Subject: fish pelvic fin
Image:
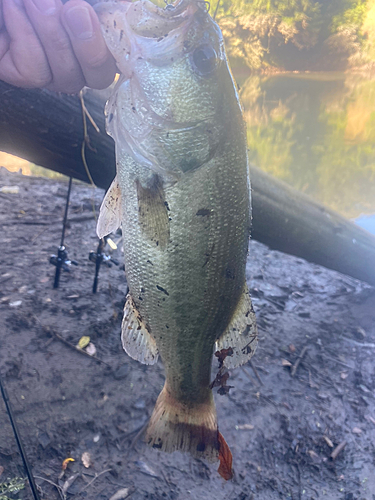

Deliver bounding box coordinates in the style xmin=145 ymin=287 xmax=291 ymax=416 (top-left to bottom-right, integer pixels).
xmin=97 ymin=176 xmax=122 ymax=239
xmin=146 ymin=384 xmax=221 ymax=464
xmin=215 ymin=283 xmax=258 ymax=369
xmin=122 ymin=294 xmax=159 ymax=365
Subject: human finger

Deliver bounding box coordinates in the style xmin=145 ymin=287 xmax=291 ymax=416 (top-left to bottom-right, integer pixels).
xmin=0 ymin=0 xmax=51 ymax=87
xmin=61 ymin=0 xmax=116 ymax=90
xmin=0 ymin=0 xmax=4 ymax=30
xmin=22 ymin=0 xmax=85 ymax=92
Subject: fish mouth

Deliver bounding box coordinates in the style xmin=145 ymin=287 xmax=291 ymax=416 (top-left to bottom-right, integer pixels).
xmin=95 ymin=0 xmax=210 ymax=73
xmin=95 ymin=0 xmax=202 ymax=41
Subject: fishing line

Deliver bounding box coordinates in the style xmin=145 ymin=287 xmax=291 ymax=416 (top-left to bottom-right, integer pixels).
xmin=0 ymin=372 xmax=41 ymax=500
xmin=213 ymin=0 xmax=221 ymax=19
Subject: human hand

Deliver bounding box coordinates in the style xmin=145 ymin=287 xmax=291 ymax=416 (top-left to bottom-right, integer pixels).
xmin=0 ymin=0 xmax=117 ymax=92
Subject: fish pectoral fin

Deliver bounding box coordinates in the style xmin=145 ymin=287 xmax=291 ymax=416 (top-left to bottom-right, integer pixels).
xmin=136 ymin=175 xmax=170 ymax=250
xmin=215 ymin=283 xmax=258 ymax=369
xmin=121 ymin=294 xmax=159 ymax=365
xmin=96 ymin=176 xmax=122 ymax=239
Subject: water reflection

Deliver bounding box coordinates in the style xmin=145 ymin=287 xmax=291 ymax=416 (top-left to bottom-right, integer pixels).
xmin=238 ymin=72 xmax=375 ymax=228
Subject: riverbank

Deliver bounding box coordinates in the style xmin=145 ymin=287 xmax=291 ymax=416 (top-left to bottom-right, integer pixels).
xmin=1 ymin=169 xmax=375 ymax=499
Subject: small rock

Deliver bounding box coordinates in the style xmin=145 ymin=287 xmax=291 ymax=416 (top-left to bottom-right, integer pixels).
xmin=133 ymin=398 xmax=146 ymax=410
xmin=352 ymin=427 xmax=362 ymax=434
xmin=37 ymin=431 xmax=51 ymax=449
xmin=9 ymin=300 xmax=22 ymax=308
xmin=113 ymin=364 xmax=129 ymax=380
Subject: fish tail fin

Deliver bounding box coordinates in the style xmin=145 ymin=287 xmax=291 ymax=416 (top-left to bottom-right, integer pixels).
xmin=146 ymin=384 xmax=220 ymax=463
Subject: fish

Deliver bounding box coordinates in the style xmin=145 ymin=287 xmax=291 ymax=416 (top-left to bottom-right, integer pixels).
xmin=95 ymin=0 xmax=258 ymax=479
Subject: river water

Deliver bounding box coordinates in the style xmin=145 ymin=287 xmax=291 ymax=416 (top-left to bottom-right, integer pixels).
xmin=236 ymin=71 xmax=375 ymax=234
xmin=1 ymin=71 xmax=375 ymax=233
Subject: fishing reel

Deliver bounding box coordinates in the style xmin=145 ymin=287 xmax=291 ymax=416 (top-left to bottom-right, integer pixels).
xmin=50 ymin=246 xmax=78 ymax=288
xmin=89 ymin=237 xmax=119 ymax=293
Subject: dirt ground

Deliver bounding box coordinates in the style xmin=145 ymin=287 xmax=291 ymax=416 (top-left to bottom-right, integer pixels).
xmin=1 ymin=167 xmax=375 ymax=500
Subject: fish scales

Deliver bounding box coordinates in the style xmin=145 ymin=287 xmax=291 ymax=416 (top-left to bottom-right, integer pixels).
xmin=96 ymin=0 xmax=258 ymax=477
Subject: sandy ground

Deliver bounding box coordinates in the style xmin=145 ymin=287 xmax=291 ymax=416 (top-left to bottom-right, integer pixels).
xmin=1 ymin=168 xmax=375 ymax=500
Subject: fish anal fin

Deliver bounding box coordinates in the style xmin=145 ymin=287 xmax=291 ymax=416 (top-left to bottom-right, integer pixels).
xmin=122 ymin=294 xmax=159 ymax=365
xmin=97 ymin=176 xmax=122 ymax=239
xmin=136 ymin=175 xmax=170 ymax=250
xmin=215 ymin=283 xmax=258 ymax=369
xmin=146 ymin=384 xmax=219 ymax=463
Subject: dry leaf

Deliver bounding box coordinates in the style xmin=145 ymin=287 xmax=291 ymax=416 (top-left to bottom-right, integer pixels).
xmin=352 ymin=427 xmax=362 ymax=434
xmin=340 ymin=372 xmax=348 ymax=380
xmin=282 ymin=359 xmax=292 ymax=367
xmin=107 ymin=238 xmax=117 ymax=250
xmin=62 ymin=458 xmax=75 ymax=470
xmin=109 ymin=489 xmax=130 ymax=500
xmin=308 ymin=450 xmax=321 ymax=462
xmin=0 ymin=465 xmax=4 ymax=477
xmin=78 ymin=336 xmax=90 ymax=349
xmin=289 ymin=344 xmax=296 ymax=353
xmin=85 ymin=343 xmax=97 ymax=356
xmin=323 ymin=436 xmax=334 ymax=448
xmin=81 ymin=452 xmax=92 ymax=468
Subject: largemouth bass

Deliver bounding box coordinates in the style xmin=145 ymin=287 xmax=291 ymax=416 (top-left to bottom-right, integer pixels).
xmin=95 ymin=0 xmax=258 ymax=478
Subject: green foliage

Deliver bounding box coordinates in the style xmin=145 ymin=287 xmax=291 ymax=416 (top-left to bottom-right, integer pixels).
xmin=0 ymin=477 xmax=25 ymax=500
xmin=331 ymin=0 xmax=368 ymax=32
xmin=214 ymin=0 xmax=375 ymax=70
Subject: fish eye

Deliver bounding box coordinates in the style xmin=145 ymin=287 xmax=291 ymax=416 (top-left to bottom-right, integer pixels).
xmin=191 ymin=45 xmax=217 ymax=75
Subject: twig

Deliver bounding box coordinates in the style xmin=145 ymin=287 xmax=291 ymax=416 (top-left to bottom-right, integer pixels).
xmin=291 ymin=346 xmax=309 ymax=377
xmin=127 ymin=422 xmax=148 ymax=455
xmin=330 ymin=440 xmax=347 ymax=461
xmin=52 ymin=331 xmax=112 ymax=368
xmin=34 ymin=475 xmax=65 ymax=500
xmin=320 ymin=353 xmax=353 ymax=369
xmin=75 ymin=468 xmax=112 ymax=496
xmin=342 ymin=338 xmax=375 ymax=348
xmin=249 ymin=360 xmax=263 ymax=385
xmin=241 ymin=366 xmax=258 ymax=385
xmin=33 ymin=315 xmax=111 ymax=368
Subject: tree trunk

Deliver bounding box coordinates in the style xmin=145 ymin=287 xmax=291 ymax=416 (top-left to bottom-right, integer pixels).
xmin=1 ymin=81 xmax=375 ymax=286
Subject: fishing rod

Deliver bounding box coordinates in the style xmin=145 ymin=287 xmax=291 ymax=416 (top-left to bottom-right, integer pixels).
xmin=0 ymin=372 xmax=41 ymax=500
xmin=50 ymin=176 xmax=78 ymax=288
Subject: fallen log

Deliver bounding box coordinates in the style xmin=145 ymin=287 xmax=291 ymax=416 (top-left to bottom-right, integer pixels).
xmin=1 ymin=81 xmax=375 ymax=286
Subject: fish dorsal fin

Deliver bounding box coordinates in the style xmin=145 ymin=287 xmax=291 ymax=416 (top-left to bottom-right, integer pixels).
xmin=97 ymin=176 xmax=122 ymax=239
xmin=215 ymin=283 xmax=258 ymax=369
xmin=122 ymin=294 xmax=159 ymax=365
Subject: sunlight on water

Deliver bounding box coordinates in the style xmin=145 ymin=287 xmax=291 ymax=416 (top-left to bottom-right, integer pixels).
xmin=237 ymin=72 xmax=375 ymax=232
xmin=0 ymin=151 xmax=66 ymax=180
